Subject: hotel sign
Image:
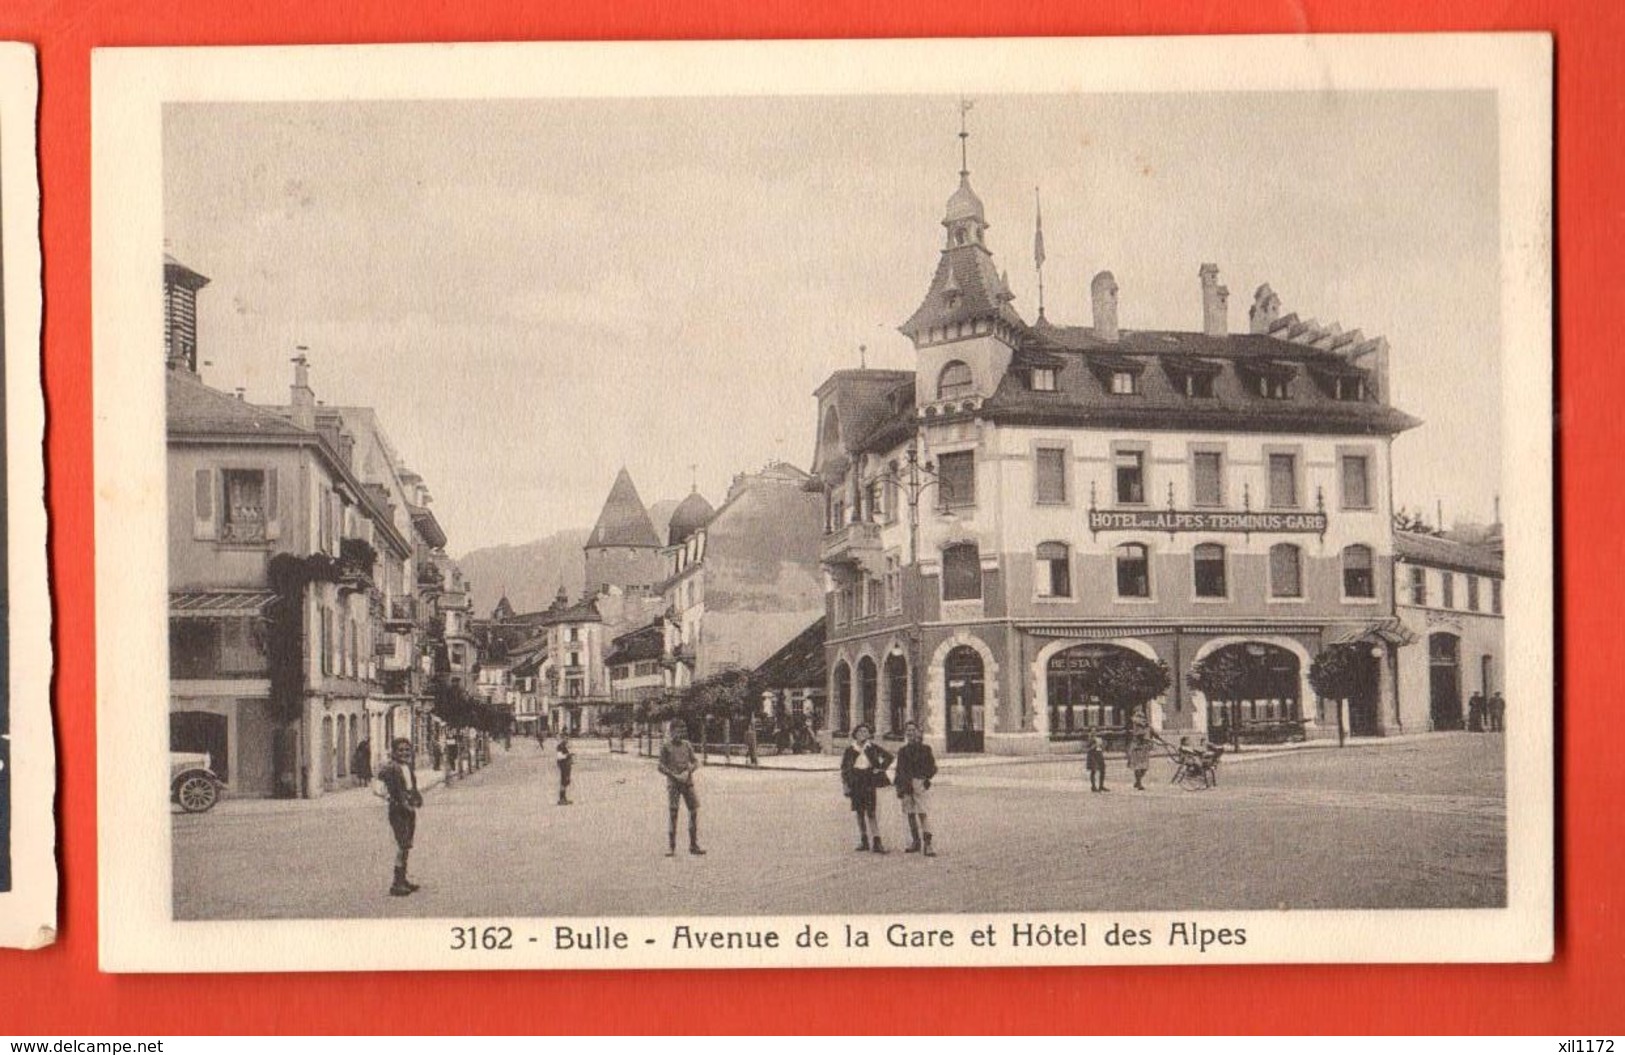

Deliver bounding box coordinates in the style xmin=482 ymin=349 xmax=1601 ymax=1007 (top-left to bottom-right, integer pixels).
xmin=1088 ymin=509 xmax=1327 ymax=535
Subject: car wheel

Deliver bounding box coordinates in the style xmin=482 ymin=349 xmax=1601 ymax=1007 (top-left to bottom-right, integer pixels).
xmin=177 ymin=774 xmax=220 ymax=813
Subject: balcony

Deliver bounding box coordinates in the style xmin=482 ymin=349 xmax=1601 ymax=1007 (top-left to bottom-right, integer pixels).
xmin=338 ymin=537 xmax=376 ymax=593
xmin=376 ymin=667 xmax=420 ymax=697
xmin=820 ymin=519 xmax=885 ymax=576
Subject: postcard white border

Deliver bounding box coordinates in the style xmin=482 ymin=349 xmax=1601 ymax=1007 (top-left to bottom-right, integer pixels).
xmin=0 ymin=41 xmax=56 ymax=950
xmin=93 ymin=34 xmax=1553 ymax=972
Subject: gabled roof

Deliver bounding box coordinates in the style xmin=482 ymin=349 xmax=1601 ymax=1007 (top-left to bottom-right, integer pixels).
xmin=587 ymin=468 xmax=661 ymax=550
xmin=1395 ymin=530 xmax=1504 ymax=577
xmin=605 ymin=620 xmax=664 ymax=666
xmin=538 ymin=597 xmax=602 ymax=626
xmin=754 ymin=616 xmax=826 ymax=690
xmin=167 ymin=370 xmax=311 ymax=439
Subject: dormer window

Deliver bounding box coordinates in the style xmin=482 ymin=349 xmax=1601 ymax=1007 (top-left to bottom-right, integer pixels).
xmin=1184 ymin=373 xmax=1215 ymax=398
xmin=1256 ymin=375 xmax=1290 ymax=400
xmin=1031 ymin=368 xmax=1057 ymax=392
xmin=1110 ymin=371 xmax=1139 ymax=396
xmin=938 ymin=360 xmax=974 ymax=400
xmin=1334 ymin=376 xmax=1366 ymax=401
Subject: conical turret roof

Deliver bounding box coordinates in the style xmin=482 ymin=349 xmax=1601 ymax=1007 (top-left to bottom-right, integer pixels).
xmin=587 ymin=467 xmax=661 ymax=549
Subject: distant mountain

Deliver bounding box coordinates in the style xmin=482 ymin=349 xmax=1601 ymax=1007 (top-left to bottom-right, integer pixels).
xmin=457 ymin=499 xmax=681 ymax=618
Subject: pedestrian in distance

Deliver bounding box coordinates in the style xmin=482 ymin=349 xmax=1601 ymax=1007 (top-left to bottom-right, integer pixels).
xmin=840 ymin=723 xmax=894 ymax=853
xmin=744 ymin=719 xmax=759 ymax=767
xmin=894 ymin=720 xmax=937 ymax=856
xmin=1085 ymin=734 xmax=1109 ymax=792
xmin=352 ymin=737 xmax=372 ymax=786
xmin=1489 ymin=691 xmax=1506 ymax=732
xmin=1127 ymin=734 xmax=1151 ymax=791
xmin=658 ymin=720 xmax=705 ymax=857
xmin=556 ymin=734 xmax=574 ymax=805
xmin=371 ymin=738 xmax=423 ymax=897
xmin=1467 ymin=691 xmax=1486 ymax=733
xmin=443 ymin=732 xmax=459 ymax=782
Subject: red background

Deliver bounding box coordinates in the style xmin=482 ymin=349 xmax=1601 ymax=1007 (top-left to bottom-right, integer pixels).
xmin=0 ymin=0 xmax=1617 ymax=1035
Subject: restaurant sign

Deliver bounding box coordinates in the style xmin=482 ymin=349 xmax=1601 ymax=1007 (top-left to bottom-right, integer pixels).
xmin=1088 ymin=509 xmax=1327 ymax=535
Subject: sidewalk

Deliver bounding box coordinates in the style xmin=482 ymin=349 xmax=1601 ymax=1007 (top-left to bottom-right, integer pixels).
xmin=201 ymin=757 xmax=469 ymax=816
xmin=606 ymin=729 xmax=1458 ymax=774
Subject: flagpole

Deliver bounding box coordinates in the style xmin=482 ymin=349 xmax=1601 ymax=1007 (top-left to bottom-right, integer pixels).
xmin=1034 ymin=186 xmax=1047 ymax=320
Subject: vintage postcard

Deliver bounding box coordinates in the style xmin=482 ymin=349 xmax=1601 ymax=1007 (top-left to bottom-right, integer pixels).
xmin=94 ymin=35 xmax=1552 ymax=972
xmin=0 ymin=42 xmax=56 ymax=950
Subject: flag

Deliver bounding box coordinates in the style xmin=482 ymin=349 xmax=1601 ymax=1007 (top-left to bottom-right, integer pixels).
xmin=1034 ymin=187 xmax=1047 ymax=270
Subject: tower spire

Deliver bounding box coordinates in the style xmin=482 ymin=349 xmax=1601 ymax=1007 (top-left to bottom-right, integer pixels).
xmin=958 ymin=96 xmax=974 ymax=177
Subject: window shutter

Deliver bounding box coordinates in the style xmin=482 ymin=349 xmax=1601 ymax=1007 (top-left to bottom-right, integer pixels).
xmin=193 ymin=468 xmax=217 ymax=539
xmin=264 ymin=468 xmax=282 ymax=541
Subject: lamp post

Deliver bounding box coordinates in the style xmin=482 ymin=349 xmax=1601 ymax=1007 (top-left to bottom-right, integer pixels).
xmin=886 ymin=445 xmax=942 ymax=567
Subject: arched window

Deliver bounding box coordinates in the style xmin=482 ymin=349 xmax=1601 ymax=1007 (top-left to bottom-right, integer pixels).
xmin=1342 ymin=544 xmax=1375 ymax=598
xmin=1193 ymin=543 xmax=1227 ymax=598
xmin=942 ymin=542 xmax=982 ymax=601
xmin=938 ymin=360 xmax=974 ymax=400
xmin=1115 ymin=543 xmax=1150 ymax=598
xmin=1269 ymin=543 xmax=1303 ymax=599
xmin=857 ymin=657 xmax=879 ymax=731
xmin=832 ymin=662 xmax=852 ymax=735
xmin=1036 ymin=541 xmax=1071 ymax=598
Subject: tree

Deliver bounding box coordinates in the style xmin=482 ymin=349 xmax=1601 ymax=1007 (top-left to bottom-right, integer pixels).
xmin=1186 ymin=648 xmax=1253 ymax=749
xmin=1092 ymin=650 xmax=1171 ymax=727
xmin=1308 ymin=645 xmax=1364 ymax=747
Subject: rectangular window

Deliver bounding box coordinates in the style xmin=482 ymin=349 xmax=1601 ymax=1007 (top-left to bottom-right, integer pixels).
xmin=866 ymin=478 xmax=885 ymax=523
xmin=885 ymin=555 xmax=903 ymax=613
xmin=1115 ymin=544 xmax=1151 ymax=599
xmin=1257 ymin=375 xmax=1290 ymax=400
xmin=1267 ymin=453 xmax=1299 ymax=508
xmin=1031 ymin=368 xmax=1056 ymax=392
xmin=1036 ymin=542 xmax=1071 ymax=598
xmin=1492 ymin=578 xmax=1502 ymax=614
xmin=1269 ymin=545 xmax=1303 ymax=599
xmin=1410 ymin=566 xmax=1428 ymax=606
xmin=938 ymin=450 xmax=976 ymax=509
xmin=1192 ymin=451 xmax=1223 ymax=507
xmin=863 ymin=576 xmax=881 ymax=618
xmin=1467 ymin=574 xmax=1481 ymax=611
xmin=1035 ymin=447 xmax=1067 ymax=504
xmin=1341 ymin=454 xmax=1372 ymax=509
xmin=1193 ymin=544 xmax=1227 ymax=598
xmin=1110 ymin=371 xmax=1139 ymax=395
xmin=883 ymin=475 xmax=900 ymax=525
xmin=319 ymin=607 xmax=332 ymax=676
xmin=1441 ymin=572 xmax=1455 ymax=609
xmin=942 ymin=544 xmax=982 ymax=602
xmin=1114 ymin=449 xmax=1146 ymax=505
xmin=221 ymin=469 xmax=268 ymax=542
xmin=1342 ymin=546 xmax=1375 ymax=599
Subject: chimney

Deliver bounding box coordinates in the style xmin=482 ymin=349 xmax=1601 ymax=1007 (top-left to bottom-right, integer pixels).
xmin=290 ymin=350 xmax=316 ymax=431
xmin=1200 ymin=264 xmax=1229 ymax=337
xmin=1249 ymin=284 xmax=1281 ymax=334
xmin=1090 ymin=271 xmax=1119 ymax=343
xmin=234 ymin=387 xmax=246 ymax=401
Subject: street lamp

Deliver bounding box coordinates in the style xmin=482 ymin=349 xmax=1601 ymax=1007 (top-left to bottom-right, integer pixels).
xmin=877 ymin=446 xmax=943 ymax=567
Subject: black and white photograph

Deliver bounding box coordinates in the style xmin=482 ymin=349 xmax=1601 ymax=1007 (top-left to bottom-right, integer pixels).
xmin=94 ymin=36 xmax=1553 ymax=971
xmin=0 ymin=41 xmax=55 ymax=951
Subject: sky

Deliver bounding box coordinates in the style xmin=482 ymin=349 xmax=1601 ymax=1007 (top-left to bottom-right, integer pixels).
xmin=163 ymin=91 xmax=1502 ymax=555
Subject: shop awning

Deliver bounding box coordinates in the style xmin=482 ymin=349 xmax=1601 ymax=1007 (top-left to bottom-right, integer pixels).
xmin=1326 ymin=617 xmax=1418 ymax=648
xmin=169 ymin=590 xmax=279 ymax=618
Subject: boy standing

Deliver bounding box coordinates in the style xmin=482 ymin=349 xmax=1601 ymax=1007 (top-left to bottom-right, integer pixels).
xmin=840 ymin=724 xmax=894 ymax=853
xmin=371 ymin=738 xmax=423 ymax=897
xmin=555 ymin=734 xmax=574 ymax=805
xmin=1085 ymin=735 xmax=1109 ymax=792
xmin=658 ymin=720 xmax=705 ymax=856
xmin=894 ymin=721 xmax=938 ymax=856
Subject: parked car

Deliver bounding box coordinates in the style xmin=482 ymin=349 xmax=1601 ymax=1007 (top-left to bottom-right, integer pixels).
xmin=170 ymin=751 xmax=223 ymax=813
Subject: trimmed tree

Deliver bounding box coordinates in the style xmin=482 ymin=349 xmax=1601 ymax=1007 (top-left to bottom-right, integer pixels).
xmin=1308 ymin=645 xmax=1364 ymax=746
xmin=1186 ymin=647 xmax=1252 ymax=749
xmin=1093 ymin=650 xmax=1172 ymax=733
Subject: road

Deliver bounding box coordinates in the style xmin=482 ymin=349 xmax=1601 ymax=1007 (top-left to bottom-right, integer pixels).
xmin=173 ymin=733 xmax=1505 ymax=920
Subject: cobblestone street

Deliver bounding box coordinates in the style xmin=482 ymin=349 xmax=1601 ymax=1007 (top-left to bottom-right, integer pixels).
xmin=173 ymin=733 xmax=1505 ymax=920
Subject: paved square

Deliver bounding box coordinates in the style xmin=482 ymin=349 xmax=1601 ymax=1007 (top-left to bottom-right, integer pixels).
xmin=173 ymin=734 xmax=1504 ymax=920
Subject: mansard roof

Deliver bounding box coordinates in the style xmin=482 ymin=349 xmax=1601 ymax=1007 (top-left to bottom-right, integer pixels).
xmin=1395 ymin=530 xmax=1504 ymax=577
xmin=899 ymin=241 xmax=1024 ymax=340
xmin=587 ymin=467 xmax=661 ymax=550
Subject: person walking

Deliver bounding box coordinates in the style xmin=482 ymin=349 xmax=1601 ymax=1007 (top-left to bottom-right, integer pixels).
xmin=1490 ymin=691 xmax=1506 ymax=732
xmin=555 ymin=734 xmax=574 ymax=805
xmin=1085 ymin=735 xmax=1109 ymax=792
xmin=840 ymin=724 xmax=894 ymax=853
xmin=744 ymin=719 xmax=759 ymax=768
xmin=894 ymin=721 xmax=937 ymax=856
xmin=1467 ymin=692 xmax=1486 ymax=733
xmin=371 ymin=738 xmax=423 ymax=897
xmin=352 ymin=737 xmax=372 ymax=787
xmin=658 ymin=720 xmax=705 ymax=856
xmin=443 ymin=732 xmax=459 ymax=783
xmin=1127 ymin=734 xmax=1151 ymax=791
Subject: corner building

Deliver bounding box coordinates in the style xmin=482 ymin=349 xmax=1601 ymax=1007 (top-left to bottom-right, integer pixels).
xmin=811 ymin=165 xmax=1421 ymax=754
